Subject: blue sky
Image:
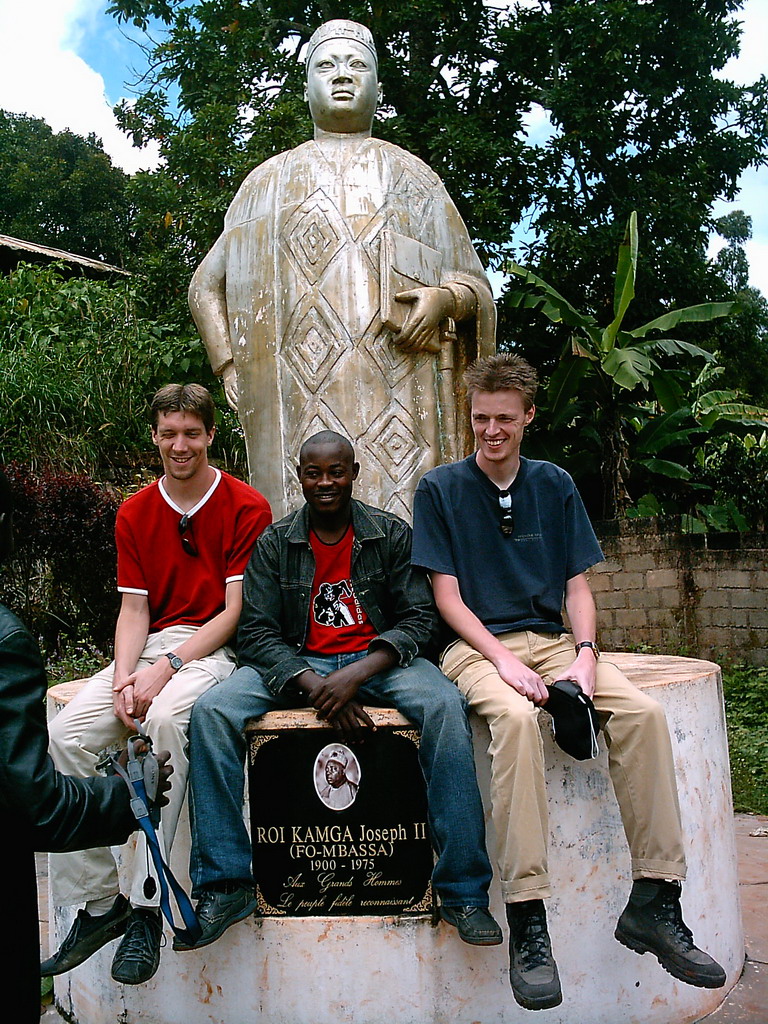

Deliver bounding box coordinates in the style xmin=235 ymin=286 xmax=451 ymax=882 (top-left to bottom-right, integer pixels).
xmin=0 ymin=0 xmax=765 ymax=295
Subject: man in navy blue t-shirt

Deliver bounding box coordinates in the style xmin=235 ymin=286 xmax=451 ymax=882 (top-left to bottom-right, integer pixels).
xmin=412 ymin=353 xmax=725 ymax=1010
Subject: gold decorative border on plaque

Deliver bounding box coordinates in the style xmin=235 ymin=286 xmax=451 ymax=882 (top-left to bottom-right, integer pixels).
xmin=256 ymin=883 xmax=286 ymax=916
xmin=249 ymin=731 xmax=279 ymax=765
xmin=393 ymin=727 xmax=421 ymax=748
xmin=408 ymin=880 xmax=434 ymax=915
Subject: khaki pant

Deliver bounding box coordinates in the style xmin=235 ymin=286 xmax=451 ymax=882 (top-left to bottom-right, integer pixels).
xmin=48 ymin=625 xmax=235 ymax=908
xmin=442 ymin=631 xmax=686 ymax=903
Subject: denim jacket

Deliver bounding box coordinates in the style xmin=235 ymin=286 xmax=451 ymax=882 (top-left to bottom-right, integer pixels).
xmin=237 ymin=499 xmax=440 ymax=695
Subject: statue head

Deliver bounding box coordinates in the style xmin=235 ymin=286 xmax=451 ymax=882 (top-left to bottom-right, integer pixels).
xmin=304 ymin=19 xmax=382 ymax=135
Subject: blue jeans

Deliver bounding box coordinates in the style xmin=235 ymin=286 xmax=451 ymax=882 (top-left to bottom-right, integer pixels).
xmin=187 ymin=654 xmax=493 ymax=906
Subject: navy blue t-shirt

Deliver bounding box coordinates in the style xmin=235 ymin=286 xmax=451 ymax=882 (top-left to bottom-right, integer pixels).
xmin=411 ymin=455 xmax=604 ymax=635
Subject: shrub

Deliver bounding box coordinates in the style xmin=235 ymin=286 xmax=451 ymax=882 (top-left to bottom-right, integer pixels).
xmin=0 ymin=260 xmax=246 ymax=479
xmin=722 ymin=665 xmax=768 ymax=815
xmin=0 ymin=462 xmax=121 ymax=653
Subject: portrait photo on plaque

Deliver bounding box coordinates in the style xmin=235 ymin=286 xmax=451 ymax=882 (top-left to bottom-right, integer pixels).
xmin=314 ymin=743 xmax=361 ymax=811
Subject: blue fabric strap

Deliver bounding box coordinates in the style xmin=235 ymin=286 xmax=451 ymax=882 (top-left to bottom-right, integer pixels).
xmin=111 ymin=744 xmax=201 ymax=945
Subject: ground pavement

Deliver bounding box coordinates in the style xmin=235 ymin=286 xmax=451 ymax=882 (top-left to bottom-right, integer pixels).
xmin=38 ymin=813 xmax=768 ymax=1023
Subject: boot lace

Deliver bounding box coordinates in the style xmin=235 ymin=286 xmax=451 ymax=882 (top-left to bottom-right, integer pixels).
xmin=516 ymin=909 xmax=552 ymax=969
xmin=655 ymin=890 xmax=695 ymax=950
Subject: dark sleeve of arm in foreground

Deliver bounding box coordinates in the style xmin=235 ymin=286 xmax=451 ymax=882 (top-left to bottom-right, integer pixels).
xmin=0 ymin=620 xmax=135 ymax=853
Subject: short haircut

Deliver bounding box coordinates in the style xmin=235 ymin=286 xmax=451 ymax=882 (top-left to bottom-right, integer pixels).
xmin=0 ymin=468 xmax=13 ymax=515
xmin=299 ymin=431 xmax=355 ymax=465
xmin=463 ymin=354 xmax=539 ymax=411
xmin=150 ymin=384 xmax=215 ymax=433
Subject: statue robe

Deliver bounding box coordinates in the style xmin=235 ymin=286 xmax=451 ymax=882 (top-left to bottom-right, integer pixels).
xmin=203 ymin=133 xmax=495 ymax=519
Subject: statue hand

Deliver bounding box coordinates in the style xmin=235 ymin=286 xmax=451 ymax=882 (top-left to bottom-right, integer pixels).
xmin=393 ymin=287 xmax=453 ymax=354
xmin=222 ymin=362 xmax=239 ymax=412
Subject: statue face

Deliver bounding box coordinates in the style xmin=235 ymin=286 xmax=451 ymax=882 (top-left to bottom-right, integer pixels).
xmin=304 ymin=38 xmax=381 ymax=133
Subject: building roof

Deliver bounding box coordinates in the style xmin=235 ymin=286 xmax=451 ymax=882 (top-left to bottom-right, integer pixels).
xmin=0 ymin=233 xmax=131 ymax=278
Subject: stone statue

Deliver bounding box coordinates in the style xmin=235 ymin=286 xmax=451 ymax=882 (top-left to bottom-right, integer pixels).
xmin=189 ymin=19 xmax=495 ymax=518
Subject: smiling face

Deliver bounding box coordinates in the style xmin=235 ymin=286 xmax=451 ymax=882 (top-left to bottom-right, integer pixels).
xmin=152 ymin=410 xmax=214 ymax=482
xmin=304 ymin=38 xmax=381 ymax=133
xmin=471 ymin=388 xmax=535 ymax=477
xmin=297 ymin=440 xmax=359 ymax=520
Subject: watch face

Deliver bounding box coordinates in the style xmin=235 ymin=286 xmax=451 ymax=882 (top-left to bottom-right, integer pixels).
xmin=167 ymin=653 xmax=183 ymax=670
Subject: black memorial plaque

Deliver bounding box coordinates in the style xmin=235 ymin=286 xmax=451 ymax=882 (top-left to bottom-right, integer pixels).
xmin=248 ymin=725 xmax=433 ymax=917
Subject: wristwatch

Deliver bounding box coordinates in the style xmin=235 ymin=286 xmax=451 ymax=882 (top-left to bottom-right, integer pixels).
xmin=165 ymin=652 xmax=184 ymax=672
xmin=575 ymin=640 xmax=600 ymax=659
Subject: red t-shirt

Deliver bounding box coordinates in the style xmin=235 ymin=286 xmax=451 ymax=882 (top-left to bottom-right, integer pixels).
xmin=116 ymin=468 xmax=272 ymax=632
xmin=304 ymin=526 xmax=377 ymax=654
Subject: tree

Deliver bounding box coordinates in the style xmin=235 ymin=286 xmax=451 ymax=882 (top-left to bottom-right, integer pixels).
xmin=508 ymin=212 xmax=768 ymax=519
xmin=107 ymin=2 xmax=767 ymax=310
xmin=0 ymin=111 xmax=130 ymax=265
xmin=709 ymin=211 xmax=768 ymax=405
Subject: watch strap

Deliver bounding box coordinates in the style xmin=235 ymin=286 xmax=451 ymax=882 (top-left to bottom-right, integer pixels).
xmin=575 ymin=640 xmax=600 ymax=659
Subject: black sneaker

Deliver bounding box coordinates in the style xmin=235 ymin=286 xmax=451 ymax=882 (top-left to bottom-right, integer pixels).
xmin=615 ymin=879 xmax=726 ymax=989
xmin=173 ymin=886 xmax=256 ymax=951
xmin=506 ymin=900 xmax=563 ymax=1010
xmin=111 ymin=908 xmax=163 ymax=985
xmin=41 ymin=894 xmax=131 ymax=977
xmin=439 ymin=905 xmax=503 ymax=945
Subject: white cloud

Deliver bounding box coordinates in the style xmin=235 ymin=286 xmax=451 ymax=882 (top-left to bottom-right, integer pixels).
xmin=0 ymin=0 xmax=159 ymax=173
xmin=720 ymin=0 xmax=768 ymax=85
xmin=745 ymin=239 xmax=768 ymax=297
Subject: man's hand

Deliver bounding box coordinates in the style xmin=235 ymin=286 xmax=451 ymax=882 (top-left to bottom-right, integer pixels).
xmin=326 ymin=700 xmax=377 ymax=743
xmin=296 ymin=668 xmax=376 ymax=741
xmin=112 ymin=660 xmax=174 ymax=726
xmin=394 ymin=286 xmax=453 ymax=353
xmin=222 ymin=362 xmax=239 ymax=412
xmin=493 ymin=648 xmax=549 ymax=705
xmin=556 ymin=648 xmax=597 ymax=700
xmin=115 ymin=743 xmax=174 ymax=808
xmin=299 ymin=665 xmax=363 ymax=720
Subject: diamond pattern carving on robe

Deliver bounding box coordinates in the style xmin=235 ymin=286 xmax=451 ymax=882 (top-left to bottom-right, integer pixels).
xmin=281 ymin=299 xmax=350 ymax=394
xmin=388 ymin=163 xmax=434 ymax=227
xmin=279 ymin=190 xmax=348 ymax=285
xmin=361 ymin=322 xmax=413 ymax=389
xmin=360 ymin=406 xmax=428 ymax=484
xmin=383 ymin=490 xmax=414 ymax=524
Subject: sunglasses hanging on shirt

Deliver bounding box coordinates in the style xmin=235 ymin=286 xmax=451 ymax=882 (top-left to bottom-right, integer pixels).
xmin=498 ymin=489 xmax=514 ymax=537
xmin=178 ymin=513 xmax=198 ymax=557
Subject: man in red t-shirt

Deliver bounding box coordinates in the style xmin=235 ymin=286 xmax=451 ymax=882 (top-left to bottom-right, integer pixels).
xmin=42 ymin=384 xmax=271 ymax=986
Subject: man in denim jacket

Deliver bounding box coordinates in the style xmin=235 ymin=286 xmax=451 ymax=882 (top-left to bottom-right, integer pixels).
xmin=176 ymin=430 xmax=499 ymax=951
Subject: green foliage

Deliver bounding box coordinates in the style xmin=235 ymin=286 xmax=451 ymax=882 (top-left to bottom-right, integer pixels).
xmin=0 ymin=463 xmax=122 ymax=653
xmin=691 ymin=431 xmax=768 ymax=531
xmin=45 ymin=637 xmax=111 ymax=688
xmin=499 ymin=0 xmax=768 ymax=324
xmin=100 ymin=1 xmax=768 ymax=460
xmin=0 ymin=261 xmax=246 ymax=476
xmin=0 ymin=110 xmax=130 ymax=265
xmin=709 ymin=213 xmax=768 ymax=406
xmin=723 ymin=666 xmax=768 ymax=815
xmin=507 ymin=212 xmax=767 ymax=518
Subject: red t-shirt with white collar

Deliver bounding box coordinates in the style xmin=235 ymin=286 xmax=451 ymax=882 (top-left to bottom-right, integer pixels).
xmin=304 ymin=525 xmax=377 ymax=654
xmin=116 ymin=468 xmax=271 ymax=632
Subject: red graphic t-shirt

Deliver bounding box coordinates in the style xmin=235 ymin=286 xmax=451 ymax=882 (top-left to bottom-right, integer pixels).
xmin=304 ymin=526 xmax=377 ymax=655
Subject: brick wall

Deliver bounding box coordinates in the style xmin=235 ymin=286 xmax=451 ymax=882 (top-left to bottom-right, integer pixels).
xmin=589 ymin=519 xmax=768 ymax=667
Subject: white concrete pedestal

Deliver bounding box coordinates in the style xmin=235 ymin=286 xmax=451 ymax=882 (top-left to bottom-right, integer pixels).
xmin=47 ymin=654 xmax=744 ymax=1024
